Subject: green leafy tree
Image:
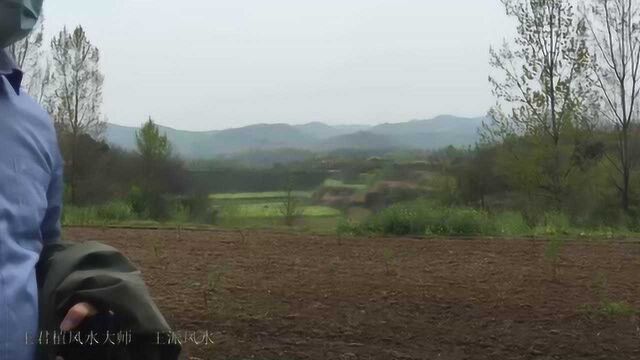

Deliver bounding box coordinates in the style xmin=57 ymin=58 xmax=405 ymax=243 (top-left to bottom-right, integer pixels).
xmin=449 ymin=146 xmax=503 ymax=209
xmin=134 ymin=118 xmax=173 ymax=219
xmin=486 ymin=0 xmax=593 ymax=208
xmin=136 ymin=117 xmax=172 ymax=170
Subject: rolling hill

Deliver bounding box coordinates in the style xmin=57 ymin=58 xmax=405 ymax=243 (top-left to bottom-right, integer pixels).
xmin=105 ymin=115 xmax=488 ymax=158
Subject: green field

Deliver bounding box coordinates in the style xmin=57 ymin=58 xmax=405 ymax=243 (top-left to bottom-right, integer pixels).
xmin=322 ymin=179 xmax=368 ymax=191
xmin=64 ymin=190 xmax=345 ymax=232
xmin=213 ymin=196 xmax=342 ymax=232
xmin=210 ymin=191 xmax=313 ymax=201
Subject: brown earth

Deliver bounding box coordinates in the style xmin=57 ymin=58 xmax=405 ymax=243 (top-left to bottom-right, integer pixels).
xmin=63 ymin=227 xmax=640 ymax=360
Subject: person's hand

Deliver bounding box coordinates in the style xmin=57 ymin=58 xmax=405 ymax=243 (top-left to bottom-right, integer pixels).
xmin=60 ymin=302 xmax=98 ymax=331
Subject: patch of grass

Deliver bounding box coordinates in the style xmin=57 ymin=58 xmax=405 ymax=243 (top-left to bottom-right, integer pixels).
xmin=534 ymin=211 xmax=572 ymax=236
xmin=63 ymin=201 xmax=136 ymax=226
xmin=599 ymin=301 xmax=637 ymax=316
xmin=580 ymin=301 xmax=637 ymax=318
xmin=580 ymin=272 xmax=637 ymax=318
xmin=63 ymin=206 xmax=100 ymax=226
xmin=443 ymin=208 xmax=496 ymax=236
xmin=336 ymin=217 xmax=362 ymax=237
xmin=494 ymin=211 xmax=531 ymax=236
xmin=302 ymin=206 xmax=342 ymax=217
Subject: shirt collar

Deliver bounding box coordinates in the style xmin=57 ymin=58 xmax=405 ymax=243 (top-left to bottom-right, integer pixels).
xmin=0 ymin=49 xmax=23 ymax=95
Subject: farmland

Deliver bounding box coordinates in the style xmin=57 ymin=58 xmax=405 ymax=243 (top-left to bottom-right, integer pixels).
xmin=64 ymin=227 xmax=640 ymax=360
xmin=210 ymin=190 xmax=345 ymax=230
xmin=63 ymin=187 xmax=352 ymax=231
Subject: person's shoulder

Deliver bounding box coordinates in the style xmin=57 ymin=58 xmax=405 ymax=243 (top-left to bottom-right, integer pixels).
xmin=15 ymin=91 xmax=61 ymax=160
xmin=17 ymin=90 xmax=55 ymax=131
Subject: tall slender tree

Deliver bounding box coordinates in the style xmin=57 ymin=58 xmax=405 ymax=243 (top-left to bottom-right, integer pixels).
xmin=134 ymin=118 xmax=174 ymax=219
xmin=136 ymin=117 xmax=172 ymax=179
xmin=486 ymin=0 xmax=592 ymax=207
xmin=585 ymin=0 xmax=640 ymax=213
xmin=51 ymin=26 xmax=105 ymax=204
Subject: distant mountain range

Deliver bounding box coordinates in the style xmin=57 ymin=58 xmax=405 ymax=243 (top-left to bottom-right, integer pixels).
xmin=105 ymin=115 xmax=488 ymax=159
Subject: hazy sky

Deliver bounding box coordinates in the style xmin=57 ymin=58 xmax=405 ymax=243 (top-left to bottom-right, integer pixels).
xmin=45 ymin=1 xmax=513 ymax=131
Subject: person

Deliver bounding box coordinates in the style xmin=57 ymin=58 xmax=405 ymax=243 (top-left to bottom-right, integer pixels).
xmin=0 ymin=1 xmax=98 ymax=359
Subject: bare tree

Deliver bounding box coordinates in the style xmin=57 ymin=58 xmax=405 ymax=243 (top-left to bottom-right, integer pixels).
xmin=585 ymin=0 xmax=640 ymax=212
xmin=486 ymin=0 xmax=592 ymax=206
xmin=51 ymin=26 xmax=105 ymax=204
xmin=9 ymin=19 xmax=53 ymax=107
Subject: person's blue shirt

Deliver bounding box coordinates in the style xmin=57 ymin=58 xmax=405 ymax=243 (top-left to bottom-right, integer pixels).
xmin=0 ymin=49 xmax=63 ymax=360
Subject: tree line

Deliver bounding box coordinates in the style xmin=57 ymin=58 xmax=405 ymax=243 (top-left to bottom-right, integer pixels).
xmin=11 ymin=21 xmax=194 ymax=219
xmin=455 ymin=0 xmax=640 ymax=227
xmin=14 ymin=2 xmax=640 ymax=229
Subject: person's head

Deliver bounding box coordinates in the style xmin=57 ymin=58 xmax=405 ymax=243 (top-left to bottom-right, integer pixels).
xmin=0 ymin=0 xmax=43 ymax=48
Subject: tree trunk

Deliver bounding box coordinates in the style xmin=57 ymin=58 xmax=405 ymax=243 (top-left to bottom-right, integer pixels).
xmin=69 ymin=132 xmax=78 ymax=205
xmin=621 ymin=125 xmax=631 ymax=213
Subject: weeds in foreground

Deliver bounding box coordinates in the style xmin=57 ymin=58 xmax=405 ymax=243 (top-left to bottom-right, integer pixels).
xmin=151 ymin=239 xmax=167 ymax=270
xmin=203 ymin=264 xmax=229 ymax=318
xmin=599 ymin=301 xmax=637 ymax=317
xmin=579 ymin=272 xmax=638 ymax=318
xmin=580 ymin=301 xmax=637 ymax=318
xmin=544 ymin=237 xmax=564 ymax=281
xmin=207 ymin=264 xmax=228 ymax=294
xmin=382 ymin=248 xmax=396 ymax=276
xmin=237 ymin=229 xmax=249 ymax=247
xmin=175 ymin=224 xmax=183 ymax=240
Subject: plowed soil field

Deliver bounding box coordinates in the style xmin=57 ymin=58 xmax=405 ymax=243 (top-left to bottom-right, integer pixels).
xmin=63 ymin=227 xmax=640 ymax=360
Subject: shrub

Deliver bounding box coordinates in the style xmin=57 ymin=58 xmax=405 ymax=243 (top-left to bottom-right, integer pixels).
xmin=96 ymin=201 xmax=134 ymax=222
xmin=342 ymin=200 xmax=627 ymax=238
xmin=171 ymin=202 xmax=191 ymax=223
xmin=63 ymin=206 xmax=98 ymax=226
xmin=362 ymin=201 xmax=493 ymax=236
xmin=373 ymin=207 xmax=418 ymax=235
xmin=494 ymin=211 xmax=531 ymax=236
xmin=63 ymin=201 xmax=135 ymax=226
xmin=443 ymin=208 xmax=494 ymax=236
xmin=128 ymin=186 xmax=147 ymax=216
xmin=336 ymin=217 xmax=361 ymax=236
xmin=183 ymin=192 xmax=212 ymax=223
xmin=535 ymin=211 xmax=572 ymax=236
xmin=127 ymin=186 xmax=172 ymax=221
xmin=146 ymin=195 xmax=172 ymax=221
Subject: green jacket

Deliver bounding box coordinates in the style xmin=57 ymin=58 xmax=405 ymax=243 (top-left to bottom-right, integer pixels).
xmin=36 ymin=241 xmax=181 ymax=360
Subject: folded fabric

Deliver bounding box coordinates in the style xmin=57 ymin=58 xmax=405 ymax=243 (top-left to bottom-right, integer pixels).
xmin=36 ymin=241 xmax=181 ymax=360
